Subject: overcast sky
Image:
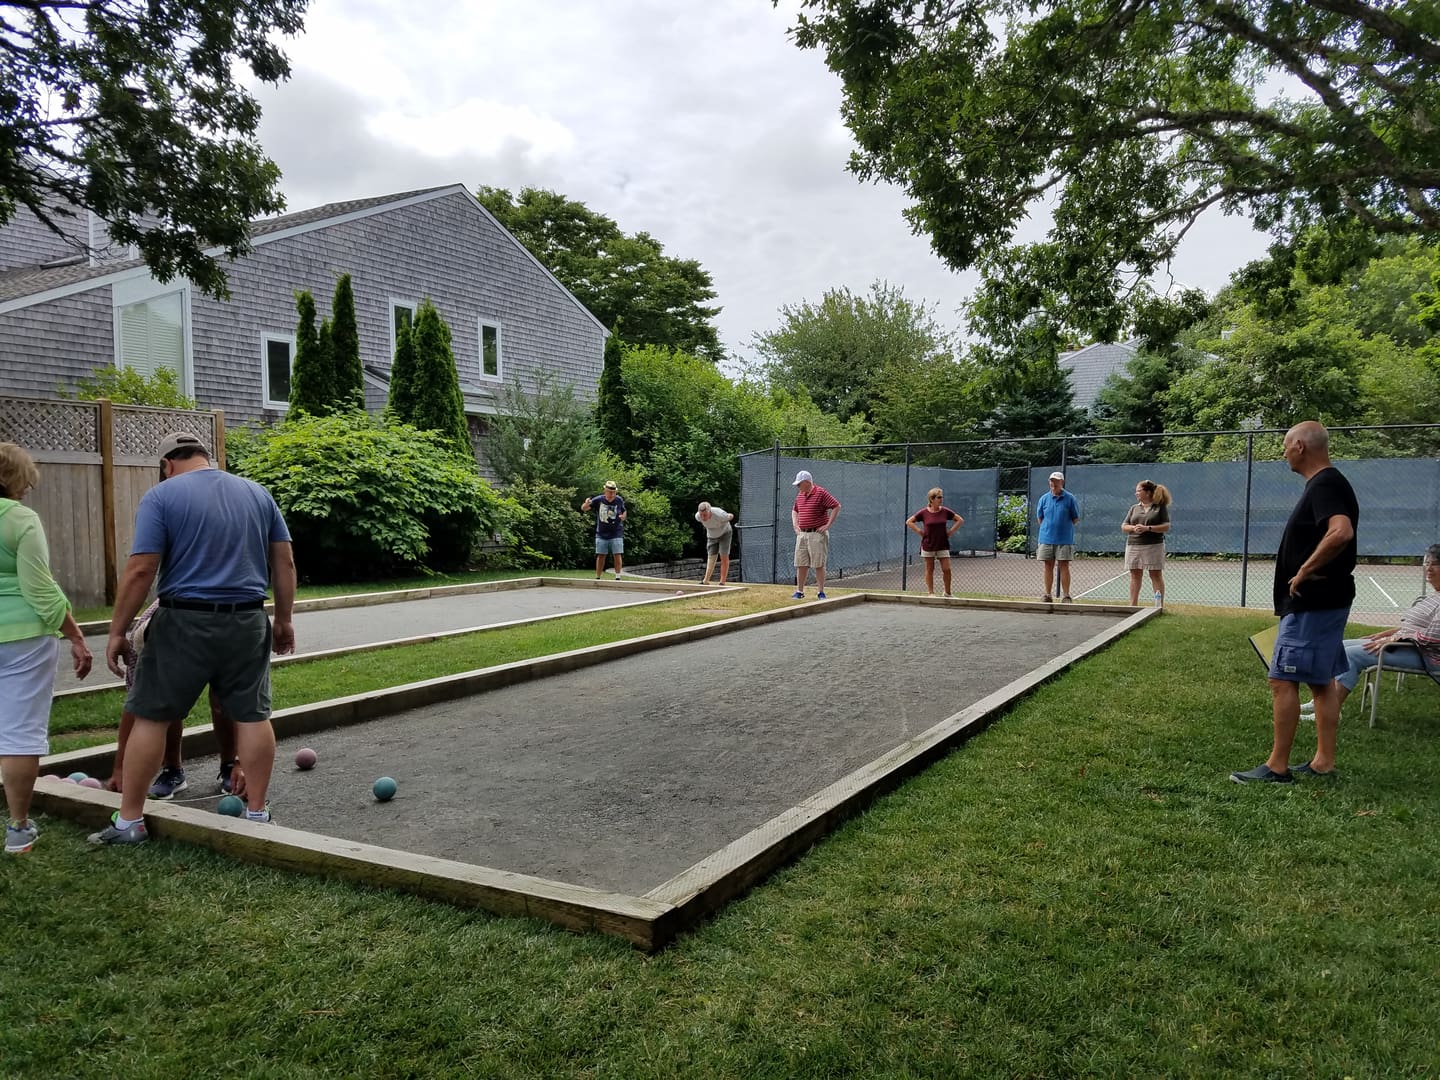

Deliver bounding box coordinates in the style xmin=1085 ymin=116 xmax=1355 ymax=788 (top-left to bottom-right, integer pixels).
xmin=253 ymin=0 xmax=1274 ymax=364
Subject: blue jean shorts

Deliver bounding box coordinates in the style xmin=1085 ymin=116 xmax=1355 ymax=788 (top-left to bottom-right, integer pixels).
xmin=1268 ymin=608 xmax=1350 ymax=684
xmin=595 ymin=536 xmax=624 ymax=556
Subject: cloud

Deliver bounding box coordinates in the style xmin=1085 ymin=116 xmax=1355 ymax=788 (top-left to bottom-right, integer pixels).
xmin=252 ymin=0 xmax=1272 ymax=362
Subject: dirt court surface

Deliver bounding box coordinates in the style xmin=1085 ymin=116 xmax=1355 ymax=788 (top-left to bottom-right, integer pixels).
xmin=58 ymin=584 xmax=680 ymax=692
xmin=186 ymin=603 xmax=1123 ymax=895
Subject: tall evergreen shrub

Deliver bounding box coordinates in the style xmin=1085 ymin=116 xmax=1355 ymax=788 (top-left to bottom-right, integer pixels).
xmin=401 ymin=299 xmax=472 ymax=461
xmin=331 ymin=273 xmax=363 ymax=410
xmin=288 ymin=289 xmax=334 ymax=416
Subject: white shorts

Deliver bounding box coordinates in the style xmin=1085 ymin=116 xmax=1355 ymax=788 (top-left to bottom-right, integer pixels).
xmin=0 ymin=635 xmax=59 ymax=755
xmin=921 ymin=548 xmax=951 ymax=559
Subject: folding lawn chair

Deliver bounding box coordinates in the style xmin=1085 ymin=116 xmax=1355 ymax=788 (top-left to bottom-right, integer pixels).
xmin=1358 ymin=639 xmax=1440 ymax=729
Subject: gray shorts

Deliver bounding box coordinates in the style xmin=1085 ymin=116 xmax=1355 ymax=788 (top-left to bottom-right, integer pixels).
xmin=1037 ymin=543 xmax=1075 ymax=562
xmin=125 ymin=607 xmax=273 ymax=723
xmin=706 ymin=528 xmax=733 ymax=556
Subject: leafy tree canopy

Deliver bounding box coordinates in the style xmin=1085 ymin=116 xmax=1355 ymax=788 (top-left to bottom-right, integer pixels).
xmin=752 ymin=280 xmax=956 ymax=426
xmin=59 ymin=365 xmax=195 ymax=409
xmin=476 ymin=186 xmax=725 ymax=362
xmin=787 ymin=0 xmax=1440 ymax=336
xmin=1 ymin=0 xmax=308 ymax=298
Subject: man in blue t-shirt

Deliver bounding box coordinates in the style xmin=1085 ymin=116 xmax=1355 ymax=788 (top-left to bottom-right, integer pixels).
xmin=1036 ymin=471 xmax=1081 ymax=602
xmin=91 ymin=431 xmax=295 ymax=845
xmin=582 ymin=481 xmax=628 ymax=579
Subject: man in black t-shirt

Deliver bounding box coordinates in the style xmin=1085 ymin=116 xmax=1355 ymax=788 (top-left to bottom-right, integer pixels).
xmin=1232 ymin=421 xmax=1358 ymax=784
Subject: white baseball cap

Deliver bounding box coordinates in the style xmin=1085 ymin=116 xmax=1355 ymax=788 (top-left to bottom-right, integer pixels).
xmin=1048 ymin=471 xmax=1066 ymax=481
xmin=792 ymin=470 xmax=813 ymax=486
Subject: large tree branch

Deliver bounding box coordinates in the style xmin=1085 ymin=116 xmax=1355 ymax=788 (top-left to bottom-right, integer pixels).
xmin=1302 ymin=0 xmax=1440 ymax=66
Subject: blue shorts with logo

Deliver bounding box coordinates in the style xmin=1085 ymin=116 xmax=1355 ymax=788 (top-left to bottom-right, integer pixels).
xmin=1268 ymin=608 xmax=1350 ymax=684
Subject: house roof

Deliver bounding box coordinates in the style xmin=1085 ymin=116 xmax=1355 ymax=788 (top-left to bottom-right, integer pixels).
xmin=1058 ymin=340 xmax=1142 ymax=411
xmin=0 ymin=185 xmax=608 ymax=334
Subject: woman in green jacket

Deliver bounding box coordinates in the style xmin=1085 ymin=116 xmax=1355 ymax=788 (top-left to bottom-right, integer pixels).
xmin=1 ymin=442 xmax=92 ymax=854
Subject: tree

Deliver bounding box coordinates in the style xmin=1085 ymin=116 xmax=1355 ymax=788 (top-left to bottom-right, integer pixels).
xmin=869 ymin=354 xmax=990 ymax=449
xmin=287 ymin=290 xmax=336 ymax=417
xmin=397 ymin=300 xmax=471 ymax=460
xmin=386 ymin=324 xmax=421 ymax=423
xmin=752 ymin=280 xmax=955 ymax=425
xmin=330 ymin=274 xmax=363 ymax=409
xmin=59 ymin=365 xmax=195 ymax=409
xmin=476 ymin=186 xmax=725 ymax=361
xmin=487 ymin=372 xmax=606 ymax=492
xmin=1 ymin=0 xmax=308 ymax=298
xmin=594 ymin=327 xmax=636 ymax=460
xmin=787 ymin=0 xmax=1440 ymax=335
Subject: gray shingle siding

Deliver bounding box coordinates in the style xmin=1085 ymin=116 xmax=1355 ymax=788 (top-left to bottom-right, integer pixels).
xmin=0 ymin=289 xmax=114 ymax=397
xmin=0 ymin=205 xmax=86 ymax=272
xmin=1 ymin=187 xmax=605 ymax=433
xmin=192 ymin=189 xmax=604 ymax=426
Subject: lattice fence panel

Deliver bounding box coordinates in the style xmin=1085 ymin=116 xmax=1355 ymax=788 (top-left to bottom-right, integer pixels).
xmin=0 ymin=397 xmax=98 ymax=453
xmin=113 ymin=405 xmax=216 ymax=457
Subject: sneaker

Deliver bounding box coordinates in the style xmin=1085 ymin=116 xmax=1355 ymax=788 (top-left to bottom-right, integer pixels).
xmin=1041 ymin=594 xmax=1053 ymax=603
xmin=1291 ymin=761 xmax=1339 ymax=779
xmin=1299 ymin=700 xmax=1316 ymax=716
xmin=245 ymin=807 xmax=274 ymax=824
xmin=1061 ymin=595 xmax=1073 ymax=603
xmin=88 ymin=813 xmax=149 ymax=845
xmin=1229 ymin=763 xmax=1293 ymax=785
xmin=4 ymin=820 xmax=38 ymax=855
xmin=816 ymin=590 xmax=827 ymax=599
xmin=147 ymin=766 xmax=187 ymax=800
xmin=217 ymin=761 xmax=238 ymax=795
xmin=943 ymin=592 xmax=953 ymax=598
xmin=792 ymin=591 xmax=805 ymax=599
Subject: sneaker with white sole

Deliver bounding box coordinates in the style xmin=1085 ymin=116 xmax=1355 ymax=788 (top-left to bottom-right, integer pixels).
xmin=147 ymin=766 xmax=187 ymax=800
xmin=5 ymin=820 xmax=39 ymax=854
xmin=216 ymin=761 xmax=238 ymax=795
xmin=817 ymin=590 xmax=827 ymax=599
xmin=1299 ymin=700 xmax=1316 ymax=716
xmin=88 ymin=813 xmax=149 ymax=845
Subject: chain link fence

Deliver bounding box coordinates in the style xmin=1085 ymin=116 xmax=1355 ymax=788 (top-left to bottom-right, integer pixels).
xmin=738 ymin=424 xmax=1440 ymax=625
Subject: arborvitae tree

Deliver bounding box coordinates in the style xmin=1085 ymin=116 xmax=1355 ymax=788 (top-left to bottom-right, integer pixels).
xmin=386 ymin=324 xmax=421 ymax=421
xmin=288 ymin=289 xmax=335 ymax=416
xmin=404 ymin=299 xmax=472 ymax=460
xmin=594 ymin=326 xmax=636 ymax=460
xmin=330 ymin=273 xmax=363 ymax=410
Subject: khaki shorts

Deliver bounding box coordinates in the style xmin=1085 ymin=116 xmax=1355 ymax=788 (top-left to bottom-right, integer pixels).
xmin=1124 ymin=544 xmax=1166 ymax=570
xmin=706 ymin=528 xmax=733 ymax=556
xmin=1037 ymin=543 xmax=1074 ymax=562
xmin=920 ymin=547 xmax=951 ymax=559
xmin=794 ymin=530 xmax=829 ymax=568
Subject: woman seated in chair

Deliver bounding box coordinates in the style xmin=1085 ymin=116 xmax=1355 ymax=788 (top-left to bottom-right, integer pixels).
xmin=1303 ymin=543 xmax=1440 ymax=715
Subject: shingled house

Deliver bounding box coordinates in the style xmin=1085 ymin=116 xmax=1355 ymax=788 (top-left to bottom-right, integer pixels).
xmin=0 ymin=184 xmax=607 ymax=475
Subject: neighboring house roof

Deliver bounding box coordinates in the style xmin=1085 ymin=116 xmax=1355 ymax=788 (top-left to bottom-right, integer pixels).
xmin=0 ymin=185 xmax=608 ymax=334
xmin=1058 ymin=339 xmax=1143 ymax=411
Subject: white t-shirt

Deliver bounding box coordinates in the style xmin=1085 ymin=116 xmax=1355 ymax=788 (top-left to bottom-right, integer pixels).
xmin=695 ymin=507 xmax=733 ymax=539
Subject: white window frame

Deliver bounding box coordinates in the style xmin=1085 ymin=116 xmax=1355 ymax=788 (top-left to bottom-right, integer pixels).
xmin=478 ymin=318 xmax=503 ymax=382
xmin=111 ymin=276 xmax=193 ymax=397
xmin=389 ymin=299 xmax=417 ymax=361
xmin=261 ymin=332 xmax=296 ymax=411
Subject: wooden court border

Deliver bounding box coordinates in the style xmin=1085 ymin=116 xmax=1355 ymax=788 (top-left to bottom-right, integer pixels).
xmin=60 ymin=576 xmax=738 ymax=700
xmin=35 ymin=595 xmax=1156 ymax=950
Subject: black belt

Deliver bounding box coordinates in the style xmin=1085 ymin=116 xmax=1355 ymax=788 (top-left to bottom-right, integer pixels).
xmin=799 ymin=528 xmax=822 ymax=533
xmin=159 ymin=597 xmax=265 ymax=613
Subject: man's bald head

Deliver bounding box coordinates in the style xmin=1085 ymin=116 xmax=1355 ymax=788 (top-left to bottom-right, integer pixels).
xmin=1282 ymin=420 xmax=1333 ymax=478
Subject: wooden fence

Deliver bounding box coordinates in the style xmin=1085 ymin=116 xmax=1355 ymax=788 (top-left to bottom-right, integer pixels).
xmin=0 ymin=395 xmax=226 ymax=609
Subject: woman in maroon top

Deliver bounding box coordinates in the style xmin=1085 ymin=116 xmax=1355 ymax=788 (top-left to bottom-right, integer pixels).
xmin=906 ymin=488 xmax=964 ymax=597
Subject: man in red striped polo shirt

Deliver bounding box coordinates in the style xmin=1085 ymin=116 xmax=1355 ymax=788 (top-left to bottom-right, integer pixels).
xmin=790 ymin=470 xmax=841 ymax=599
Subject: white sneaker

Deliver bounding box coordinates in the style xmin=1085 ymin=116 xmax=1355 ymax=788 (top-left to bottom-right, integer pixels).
xmin=1299 ymin=700 xmax=1315 ymax=716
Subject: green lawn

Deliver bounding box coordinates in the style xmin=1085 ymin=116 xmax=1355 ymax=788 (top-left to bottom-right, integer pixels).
xmin=6 ymin=604 xmax=1440 ymax=1077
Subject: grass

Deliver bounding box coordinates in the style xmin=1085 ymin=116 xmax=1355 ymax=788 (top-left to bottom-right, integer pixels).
xmin=68 ymin=567 xmax=600 ymax=624
xmin=6 ymin=602 xmax=1440 ymax=1076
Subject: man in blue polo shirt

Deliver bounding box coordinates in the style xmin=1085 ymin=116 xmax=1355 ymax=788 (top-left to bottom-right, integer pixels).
xmin=1036 ymin=471 xmax=1081 ymax=602
xmin=91 ymin=432 xmax=296 ymax=844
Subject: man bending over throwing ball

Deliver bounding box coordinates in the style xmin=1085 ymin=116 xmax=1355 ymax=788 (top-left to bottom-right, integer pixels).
xmin=91 ymin=432 xmax=295 ymax=844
